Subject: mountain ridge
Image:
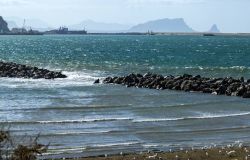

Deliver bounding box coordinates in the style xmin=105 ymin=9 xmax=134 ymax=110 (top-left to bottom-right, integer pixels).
xmin=129 ymin=18 xmax=195 ymax=32
xmin=208 ymin=24 xmax=220 ymax=33
xmin=69 ymin=20 xmax=132 ymax=32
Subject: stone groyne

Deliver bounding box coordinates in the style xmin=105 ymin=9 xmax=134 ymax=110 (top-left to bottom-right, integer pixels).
xmin=100 ymin=73 xmax=250 ymax=98
xmin=0 ymin=61 xmax=67 ymax=79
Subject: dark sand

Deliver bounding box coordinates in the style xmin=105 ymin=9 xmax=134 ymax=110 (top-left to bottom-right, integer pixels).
xmin=63 ymin=146 xmax=250 ymax=160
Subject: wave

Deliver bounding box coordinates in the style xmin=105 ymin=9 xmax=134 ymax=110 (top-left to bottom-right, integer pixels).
xmin=44 ymin=146 xmax=87 ymax=155
xmin=39 ymin=117 xmax=133 ymax=124
xmin=0 ymin=70 xmax=106 ymax=89
xmin=182 ymin=66 xmax=250 ymax=71
xmin=6 ymin=104 xmax=133 ymax=111
xmin=146 ymin=100 xmax=241 ymax=110
xmin=133 ymin=112 xmax=250 ymax=123
xmin=3 ymin=100 xmax=241 ymax=113
xmin=1 ymin=117 xmax=133 ymax=124
xmin=3 ymin=112 xmax=250 ymax=125
xmin=86 ymin=141 xmax=140 ymax=148
xmin=42 ymin=130 xmax=113 ymax=136
xmin=44 ymin=142 xmax=140 ymax=156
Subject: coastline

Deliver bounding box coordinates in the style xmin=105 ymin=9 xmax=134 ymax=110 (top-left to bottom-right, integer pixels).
xmin=1 ymin=32 xmax=250 ymax=36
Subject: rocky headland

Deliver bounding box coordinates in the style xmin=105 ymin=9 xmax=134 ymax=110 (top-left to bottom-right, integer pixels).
xmin=128 ymin=18 xmax=194 ymax=33
xmin=0 ymin=61 xmax=67 ymax=79
xmin=0 ymin=16 xmax=10 ymax=33
xmin=100 ymin=73 xmax=250 ymax=98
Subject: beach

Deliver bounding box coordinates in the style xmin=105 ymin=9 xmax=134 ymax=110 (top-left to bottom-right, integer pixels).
xmin=65 ymin=146 xmax=250 ymax=160
xmin=1 ymin=35 xmax=250 ymax=159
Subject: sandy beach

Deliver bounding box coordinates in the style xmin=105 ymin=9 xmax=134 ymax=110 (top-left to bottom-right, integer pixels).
xmin=64 ymin=146 xmax=250 ymax=160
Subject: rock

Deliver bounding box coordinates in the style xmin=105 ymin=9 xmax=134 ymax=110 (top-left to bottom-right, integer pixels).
xmin=240 ymin=77 xmax=245 ymax=82
xmin=143 ymin=72 xmax=152 ymax=78
xmin=183 ymin=74 xmax=192 ymax=78
xmin=216 ymin=85 xmax=227 ymax=95
xmin=226 ymin=83 xmax=239 ymax=96
xmin=203 ymin=88 xmax=213 ymax=93
xmin=114 ymin=77 xmax=124 ymax=84
xmin=235 ymin=85 xmax=246 ymax=96
xmin=212 ymin=91 xmax=218 ymax=95
xmin=103 ymin=77 xmax=113 ymax=83
xmin=243 ymin=92 xmax=250 ymax=98
xmin=180 ymin=80 xmax=192 ymax=91
xmin=194 ymin=75 xmax=201 ymax=79
xmin=94 ymin=79 xmax=100 ymax=84
xmin=227 ymin=150 xmax=236 ymax=157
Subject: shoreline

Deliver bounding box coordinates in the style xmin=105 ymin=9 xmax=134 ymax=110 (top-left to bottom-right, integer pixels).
xmin=1 ymin=32 xmax=250 ymax=36
xmin=56 ymin=145 xmax=250 ymax=160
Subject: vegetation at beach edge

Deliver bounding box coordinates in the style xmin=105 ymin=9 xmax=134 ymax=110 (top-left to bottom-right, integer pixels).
xmin=0 ymin=129 xmax=48 ymax=160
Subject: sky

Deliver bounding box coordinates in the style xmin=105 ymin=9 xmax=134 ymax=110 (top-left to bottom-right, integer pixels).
xmin=0 ymin=0 xmax=250 ymax=32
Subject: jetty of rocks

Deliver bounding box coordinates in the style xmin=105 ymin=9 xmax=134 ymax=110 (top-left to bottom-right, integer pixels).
xmin=0 ymin=61 xmax=67 ymax=79
xmin=101 ymin=73 xmax=250 ymax=98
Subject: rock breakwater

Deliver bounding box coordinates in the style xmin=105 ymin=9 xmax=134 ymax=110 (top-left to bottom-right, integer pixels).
xmin=0 ymin=61 xmax=67 ymax=79
xmin=101 ymin=73 xmax=250 ymax=98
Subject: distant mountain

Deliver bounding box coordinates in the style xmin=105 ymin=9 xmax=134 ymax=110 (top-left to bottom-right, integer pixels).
xmin=6 ymin=20 xmax=18 ymax=29
xmin=69 ymin=20 xmax=132 ymax=33
xmin=129 ymin=18 xmax=194 ymax=33
xmin=208 ymin=24 xmax=220 ymax=33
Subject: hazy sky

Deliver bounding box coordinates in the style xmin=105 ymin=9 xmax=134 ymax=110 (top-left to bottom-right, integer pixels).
xmin=0 ymin=0 xmax=250 ymax=32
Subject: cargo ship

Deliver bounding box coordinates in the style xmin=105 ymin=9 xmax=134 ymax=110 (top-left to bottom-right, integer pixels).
xmin=203 ymin=33 xmax=215 ymax=36
xmin=45 ymin=27 xmax=87 ymax=35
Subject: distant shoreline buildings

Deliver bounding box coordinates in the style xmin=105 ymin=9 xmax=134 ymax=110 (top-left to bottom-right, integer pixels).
xmin=0 ymin=16 xmax=87 ymax=35
xmin=2 ymin=15 xmax=250 ymax=36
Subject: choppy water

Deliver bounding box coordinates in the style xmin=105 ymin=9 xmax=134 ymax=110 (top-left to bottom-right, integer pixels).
xmin=1 ymin=35 xmax=250 ymax=158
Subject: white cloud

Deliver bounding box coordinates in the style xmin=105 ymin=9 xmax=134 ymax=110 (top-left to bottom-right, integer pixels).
xmin=126 ymin=0 xmax=204 ymax=5
xmin=0 ymin=0 xmax=28 ymax=6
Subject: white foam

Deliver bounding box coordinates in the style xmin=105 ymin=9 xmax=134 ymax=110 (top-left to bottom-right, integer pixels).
xmin=39 ymin=117 xmax=132 ymax=124
xmin=133 ymin=118 xmax=184 ymax=123
xmin=44 ymin=142 xmax=139 ymax=155
xmin=90 ymin=141 xmax=140 ymax=148
xmin=197 ymin=112 xmax=250 ymax=119
xmin=44 ymin=146 xmax=86 ymax=155
xmin=142 ymin=144 xmax=160 ymax=148
xmin=183 ymin=66 xmax=250 ymax=71
xmin=133 ymin=112 xmax=250 ymax=123
xmin=45 ymin=130 xmax=112 ymax=136
xmin=1 ymin=117 xmax=133 ymax=124
xmin=0 ymin=70 xmax=106 ymax=89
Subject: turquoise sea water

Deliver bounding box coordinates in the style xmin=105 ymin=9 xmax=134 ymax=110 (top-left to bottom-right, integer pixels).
xmin=1 ymin=35 xmax=250 ymax=158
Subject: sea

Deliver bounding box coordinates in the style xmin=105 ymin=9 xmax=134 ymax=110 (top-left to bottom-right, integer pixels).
xmin=1 ymin=35 xmax=250 ymax=159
